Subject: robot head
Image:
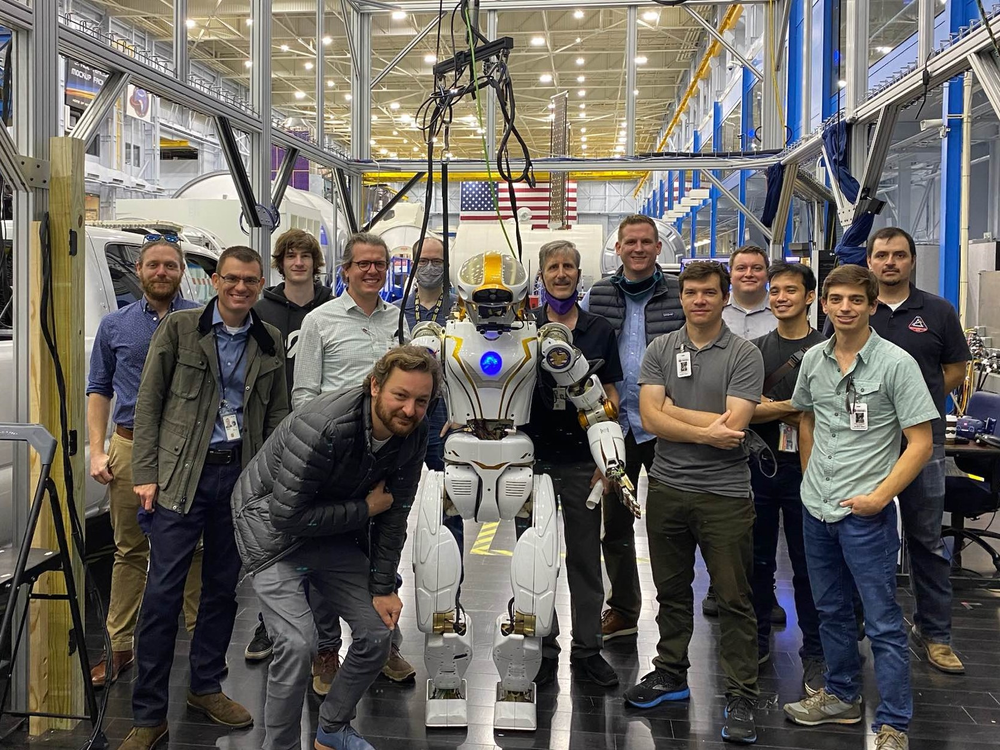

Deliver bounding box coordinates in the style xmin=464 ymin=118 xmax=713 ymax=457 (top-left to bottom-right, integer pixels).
xmin=456 ymin=251 xmax=529 ymax=329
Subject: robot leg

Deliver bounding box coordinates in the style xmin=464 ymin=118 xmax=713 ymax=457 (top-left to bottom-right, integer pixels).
xmin=492 ymin=473 xmax=560 ymax=731
xmin=413 ymin=470 xmax=473 ymax=728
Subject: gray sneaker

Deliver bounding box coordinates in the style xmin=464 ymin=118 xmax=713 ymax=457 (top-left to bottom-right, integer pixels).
xmin=875 ymin=725 xmax=908 ymax=750
xmin=783 ymin=688 xmax=862 ymax=726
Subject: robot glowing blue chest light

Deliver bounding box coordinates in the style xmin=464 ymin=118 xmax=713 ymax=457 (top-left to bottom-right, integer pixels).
xmin=408 ymin=251 xmax=637 ymax=732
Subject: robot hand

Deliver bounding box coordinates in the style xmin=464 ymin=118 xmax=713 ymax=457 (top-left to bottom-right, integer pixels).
xmin=603 ymin=463 xmax=641 ymax=519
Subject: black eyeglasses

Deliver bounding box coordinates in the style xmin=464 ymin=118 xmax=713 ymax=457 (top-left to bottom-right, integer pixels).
xmin=845 ymin=374 xmax=858 ymax=415
xmin=219 ymin=274 xmax=262 ymax=288
xmin=145 ymin=233 xmax=179 ymax=244
xmin=351 ymin=260 xmax=388 ymax=272
xmin=417 ymin=258 xmax=444 ymax=267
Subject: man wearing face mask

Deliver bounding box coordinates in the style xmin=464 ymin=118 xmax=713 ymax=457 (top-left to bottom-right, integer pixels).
xmin=521 ymin=240 xmax=623 ymax=688
xmin=394 ymin=236 xmax=465 ymax=574
xmin=581 ymin=215 xmax=685 ymax=641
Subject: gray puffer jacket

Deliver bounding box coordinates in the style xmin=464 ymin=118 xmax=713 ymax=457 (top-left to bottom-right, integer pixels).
xmin=231 ymin=386 xmax=427 ymax=595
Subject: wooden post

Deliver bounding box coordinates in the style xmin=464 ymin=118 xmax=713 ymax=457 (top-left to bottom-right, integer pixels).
xmin=27 ymin=137 xmax=86 ymax=732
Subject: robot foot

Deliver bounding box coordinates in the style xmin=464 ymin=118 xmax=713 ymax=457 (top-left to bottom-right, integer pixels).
xmin=494 ymin=684 xmax=538 ymax=731
xmin=425 ymin=680 xmax=469 ymax=728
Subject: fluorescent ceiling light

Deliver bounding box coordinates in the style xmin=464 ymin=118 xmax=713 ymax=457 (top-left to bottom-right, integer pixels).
xmin=185 ymin=19 xmax=196 ymax=29
xmin=391 ymin=11 xmax=407 ymax=20
xmin=577 ymin=75 xmax=585 ymax=83
xmin=576 ymin=57 xmax=585 ymax=66
xmin=294 ymin=90 xmax=305 ymax=99
xmin=390 ymin=101 xmax=400 ymax=110
xmin=345 ymin=93 xmax=352 ymax=101
xmin=635 ymin=56 xmax=647 ymax=65
xmin=578 ymin=90 xmax=586 ymax=97
xmin=327 ymin=79 xmax=335 ymax=88
xmin=581 ymin=144 xmax=587 ymax=150
xmin=531 ymin=36 xmax=546 ymax=46
xmin=322 ymin=36 xmax=332 ymax=46
xmin=574 ymin=10 xmax=584 ymax=19
xmin=642 ymin=10 xmax=659 ymax=22
xmin=539 ymin=73 xmax=553 ymax=83
xmin=304 ymin=62 xmax=313 ymax=70
xmin=424 ymin=54 xmax=437 ymax=63
xmin=280 ymin=44 xmax=289 ymax=52
xmin=246 ymin=18 xmax=253 ymax=26
xmin=244 ymin=60 xmax=252 ymax=68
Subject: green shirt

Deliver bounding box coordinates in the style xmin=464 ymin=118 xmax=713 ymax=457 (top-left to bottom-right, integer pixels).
xmin=791 ymin=328 xmax=938 ymax=523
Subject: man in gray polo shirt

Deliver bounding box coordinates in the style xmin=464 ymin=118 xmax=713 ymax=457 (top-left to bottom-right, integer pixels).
xmin=782 ymin=265 xmax=936 ymax=750
xmin=626 ymin=261 xmax=763 ymax=746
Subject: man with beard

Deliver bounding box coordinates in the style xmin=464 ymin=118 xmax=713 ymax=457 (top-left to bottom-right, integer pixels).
xmin=246 ymin=228 xmax=333 ymax=663
xmin=291 ymin=231 xmax=416 ymax=688
xmin=231 ymin=346 xmax=437 ymax=750
xmin=86 ymin=235 xmax=203 ymax=688
xmin=866 ymin=227 xmax=970 ymax=675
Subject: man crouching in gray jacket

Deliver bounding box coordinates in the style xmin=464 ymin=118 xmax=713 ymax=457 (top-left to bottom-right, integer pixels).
xmin=231 ymin=346 xmax=438 ymax=750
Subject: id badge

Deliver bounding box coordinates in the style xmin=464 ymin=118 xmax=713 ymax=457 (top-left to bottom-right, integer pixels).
xmin=221 ymin=406 xmax=241 ymax=441
xmin=552 ymin=386 xmax=567 ymax=411
xmin=778 ymin=422 xmax=798 ymax=452
xmin=676 ymin=351 xmax=692 ymax=378
xmin=850 ymin=402 xmax=868 ymax=431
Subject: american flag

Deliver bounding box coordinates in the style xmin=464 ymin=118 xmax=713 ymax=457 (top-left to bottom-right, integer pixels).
xmin=459 ymin=181 xmax=578 ymax=229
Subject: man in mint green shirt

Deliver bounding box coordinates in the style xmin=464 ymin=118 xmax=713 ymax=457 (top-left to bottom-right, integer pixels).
xmin=782 ymin=265 xmax=937 ymax=750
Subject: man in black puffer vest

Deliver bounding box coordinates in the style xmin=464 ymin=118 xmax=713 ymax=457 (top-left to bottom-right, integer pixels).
xmin=231 ymin=346 xmax=438 ymax=750
xmin=582 ymin=214 xmax=685 ymax=640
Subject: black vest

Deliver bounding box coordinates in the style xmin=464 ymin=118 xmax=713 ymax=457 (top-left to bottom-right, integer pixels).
xmin=587 ymin=268 xmax=685 ymax=345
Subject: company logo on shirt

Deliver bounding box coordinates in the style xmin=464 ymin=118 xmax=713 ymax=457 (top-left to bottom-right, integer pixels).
xmin=908 ymin=316 xmax=928 ymax=333
xmin=286 ymin=329 xmax=300 ymax=359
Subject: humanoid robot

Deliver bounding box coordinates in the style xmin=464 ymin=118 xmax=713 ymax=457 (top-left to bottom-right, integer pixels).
xmin=410 ymin=251 xmax=639 ymax=731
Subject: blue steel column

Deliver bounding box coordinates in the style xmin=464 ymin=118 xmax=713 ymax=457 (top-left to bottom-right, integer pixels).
xmin=785 ymin=0 xmax=804 ymax=248
xmin=691 ymin=130 xmax=701 ymax=256
xmin=711 ymin=101 xmax=722 ymax=257
xmin=739 ymin=66 xmax=753 ymax=245
xmin=677 ymin=168 xmax=686 ymax=234
xmin=939 ymin=0 xmax=973 ymax=305
xmin=667 ymin=170 xmax=675 ymax=212
xmin=658 ymin=178 xmax=666 ymax=218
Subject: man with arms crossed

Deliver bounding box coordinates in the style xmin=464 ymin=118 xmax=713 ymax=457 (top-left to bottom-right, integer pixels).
xmin=87 ymin=235 xmax=202 ymax=687
xmin=783 ymin=265 xmax=937 ymax=750
xmin=628 ymin=261 xmax=763 ymax=745
xmin=867 ymin=227 xmax=970 ymax=674
xmin=231 ymin=347 xmax=436 ymax=750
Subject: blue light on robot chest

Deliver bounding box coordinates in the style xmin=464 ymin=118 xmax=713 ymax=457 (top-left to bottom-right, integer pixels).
xmin=480 ymin=351 xmax=503 ymax=377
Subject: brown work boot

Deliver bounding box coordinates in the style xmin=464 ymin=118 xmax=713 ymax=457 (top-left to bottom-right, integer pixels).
xmin=601 ymin=608 xmax=638 ymax=641
xmin=312 ymin=648 xmax=341 ymax=697
xmin=116 ymin=723 xmax=168 ymax=749
xmin=911 ymin=626 xmax=965 ymax=674
xmin=382 ymin=643 xmax=416 ymax=682
xmin=185 ymin=690 xmax=253 ymax=728
xmin=91 ymin=649 xmax=134 ymax=688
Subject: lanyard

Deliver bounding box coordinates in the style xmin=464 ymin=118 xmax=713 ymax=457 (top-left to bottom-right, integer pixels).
xmin=415 ymin=292 xmax=444 ymax=323
xmin=214 ymin=328 xmax=248 ymax=409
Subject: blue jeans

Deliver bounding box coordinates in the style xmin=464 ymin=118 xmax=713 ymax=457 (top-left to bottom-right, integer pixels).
xmin=803 ymin=503 xmax=911 ymax=733
xmin=751 ymin=461 xmax=823 ymax=661
xmin=898 ymin=445 xmax=952 ymax=644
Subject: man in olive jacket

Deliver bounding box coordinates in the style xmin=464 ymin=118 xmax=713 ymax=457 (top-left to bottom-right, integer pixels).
xmin=231 ymin=346 xmax=436 ymax=750
xmin=119 ymin=246 xmax=288 ymax=750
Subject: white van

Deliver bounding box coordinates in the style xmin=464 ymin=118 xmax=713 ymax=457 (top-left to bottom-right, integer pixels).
xmin=0 ymin=224 xmax=220 ymax=547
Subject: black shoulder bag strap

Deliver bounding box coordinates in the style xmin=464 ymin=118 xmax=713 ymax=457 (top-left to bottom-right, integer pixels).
xmin=762 ymin=344 xmax=812 ymax=397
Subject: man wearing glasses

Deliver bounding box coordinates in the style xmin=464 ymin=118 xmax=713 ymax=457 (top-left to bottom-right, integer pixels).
xmin=119 ymin=246 xmax=289 ymax=750
xmin=291 ymin=232 xmax=417 ymax=689
xmin=722 ymin=245 xmax=777 ymax=341
xmin=87 ymin=234 xmax=203 ymax=689
xmin=782 ymin=265 xmax=936 ymax=750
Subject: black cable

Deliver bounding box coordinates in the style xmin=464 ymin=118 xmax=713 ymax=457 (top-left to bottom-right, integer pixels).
xmin=39 ymin=215 xmax=112 ymax=750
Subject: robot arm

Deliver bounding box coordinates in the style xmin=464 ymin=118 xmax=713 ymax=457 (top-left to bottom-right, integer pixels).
xmin=537 ymin=323 xmax=641 ymax=518
xmin=411 ymin=321 xmax=446 ymax=359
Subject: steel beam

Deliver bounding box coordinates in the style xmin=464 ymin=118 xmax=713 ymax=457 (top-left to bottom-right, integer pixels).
xmin=341 ymin=0 xmax=362 ymax=89
xmin=316 ymin=0 xmax=325 ymax=147
xmin=854 ymin=103 xmax=898 ymax=221
xmin=71 ymin=71 xmax=131 ymax=150
xmin=350 ymin=7 xmax=372 ymax=225
xmin=844 ymin=0 xmax=869 ymax=124
xmin=917 ymin=0 xmax=934 ymax=67
xmin=362 ymin=172 xmax=426 ymax=232
xmin=215 ymin=115 xmax=262 ymax=230
xmin=371 ymin=12 xmax=445 ymax=89
xmin=819 ymin=138 xmax=852 ymax=227
xmin=770 ymin=162 xmax=798 ymax=257
xmin=760 ymin=1 xmax=785 ymax=149
xmin=775 ymin=0 xmax=793 ymax=71
xmin=684 ymin=8 xmax=763 ymax=81
xmin=174 ymin=0 xmax=189 ymax=82
xmin=271 ymin=146 xmax=300 ymax=213
xmin=249 ymin=0 xmax=272 ymax=258
xmin=360 ymin=0 xmax=763 ymax=10
xmin=625 ymin=6 xmax=637 ymax=156
xmin=372 ymin=155 xmax=779 ymax=173
xmin=334 ymin=168 xmax=359 ymax=235
xmin=793 ymin=169 xmax=836 ymax=204
xmin=968 ymin=50 xmax=1000 ymax=122
xmin=0 ymin=125 xmax=31 ymax=193
xmin=0 ymin=0 xmax=32 ymax=30
xmin=702 ymin=170 xmax=774 ymax=242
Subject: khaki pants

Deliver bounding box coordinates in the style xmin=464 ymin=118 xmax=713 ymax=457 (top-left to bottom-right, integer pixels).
xmin=106 ymin=431 xmax=202 ymax=651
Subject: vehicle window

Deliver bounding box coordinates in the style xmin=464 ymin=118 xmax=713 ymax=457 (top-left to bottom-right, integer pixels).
xmin=105 ymin=243 xmax=143 ymax=309
xmin=185 ymin=254 xmax=217 ymax=305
